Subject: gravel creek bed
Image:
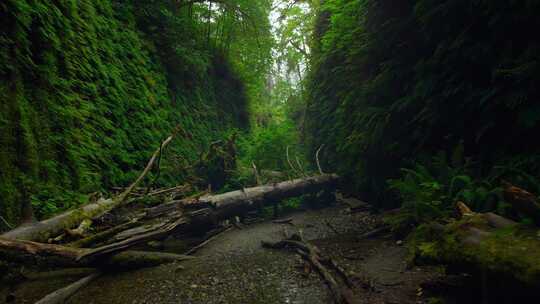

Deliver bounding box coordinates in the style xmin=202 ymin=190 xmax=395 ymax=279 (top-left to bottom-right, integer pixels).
xmin=2 ymin=205 xmax=443 ymax=304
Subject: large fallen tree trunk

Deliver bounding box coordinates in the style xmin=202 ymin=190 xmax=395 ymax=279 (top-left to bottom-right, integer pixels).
xmin=160 ymin=173 xmax=339 ymax=219
xmin=1 ymin=174 xmax=339 ymax=267
xmin=1 ymin=136 xmax=175 ymax=242
xmin=77 ymin=174 xmax=339 ymax=258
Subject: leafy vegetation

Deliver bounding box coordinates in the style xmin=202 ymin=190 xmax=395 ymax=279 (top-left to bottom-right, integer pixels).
xmin=304 ymin=0 xmax=540 ymax=213
xmin=0 ymin=0 xmax=273 ymax=226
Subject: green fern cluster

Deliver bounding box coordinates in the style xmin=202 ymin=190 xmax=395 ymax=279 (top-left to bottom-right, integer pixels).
xmin=304 ymin=0 xmax=540 ymax=206
xmin=386 ymin=152 xmax=502 ymax=231
xmin=0 ymin=0 xmax=253 ymax=224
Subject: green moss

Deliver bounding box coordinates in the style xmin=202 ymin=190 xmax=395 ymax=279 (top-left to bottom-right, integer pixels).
xmin=0 ymin=0 xmax=249 ymax=225
xmin=411 ymin=217 xmax=540 ymax=286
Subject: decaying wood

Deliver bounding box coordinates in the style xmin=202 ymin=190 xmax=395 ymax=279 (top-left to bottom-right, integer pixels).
xmin=66 ymin=219 xmax=93 ymax=239
xmin=146 ymin=184 xmax=190 ymax=198
xmin=35 ymin=272 xmax=101 ymax=304
xmin=77 ymin=217 xmax=189 ymax=260
xmin=67 ymin=220 xmax=140 ymax=248
xmin=415 ymin=201 xmax=540 ymax=288
xmin=117 ymin=136 xmax=174 ymax=203
xmin=262 ymin=233 xmax=358 ymax=304
xmin=0 ymin=237 xmax=194 ymax=268
xmin=1 ymin=136 xmax=176 ymax=242
xmin=142 ymin=173 xmax=338 ymax=226
xmin=1 ymin=174 xmax=338 ymax=272
xmin=502 ymin=182 xmax=540 ymax=225
xmin=456 ymin=201 xmax=473 ymax=218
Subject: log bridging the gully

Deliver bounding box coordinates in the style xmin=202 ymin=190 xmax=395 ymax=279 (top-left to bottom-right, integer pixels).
xmin=0 ymin=174 xmax=339 ymax=268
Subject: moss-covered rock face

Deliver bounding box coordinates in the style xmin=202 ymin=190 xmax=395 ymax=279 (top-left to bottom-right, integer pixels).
xmin=410 ymin=216 xmax=540 ymax=287
xmin=0 ymin=0 xmax=248 ymax=225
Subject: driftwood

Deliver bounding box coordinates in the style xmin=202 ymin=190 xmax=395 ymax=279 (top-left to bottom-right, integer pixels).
xmin=262 ymin=233 xmax=358 ymax=304
xmin=35 ymin=272 xmax=101 ymax=304
xmin=2 ymin=136 xmax=176 ymax=242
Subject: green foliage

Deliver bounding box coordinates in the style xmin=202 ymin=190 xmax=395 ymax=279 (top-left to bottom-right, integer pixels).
xmin=0 ymin=0 xmax=272 ymax=224
xmin=386 ymin=152 xmax=501 ymax=231
xmin=304 ymin=0 xmax=540 ymax=207
xmin=237 ymin=121 xmax=304 ymax=173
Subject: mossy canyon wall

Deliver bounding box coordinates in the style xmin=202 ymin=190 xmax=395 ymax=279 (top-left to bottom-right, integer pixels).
xmin=0 ymin=0 xmax=248 ymax=225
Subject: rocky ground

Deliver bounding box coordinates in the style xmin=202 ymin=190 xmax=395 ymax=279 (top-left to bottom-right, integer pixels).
xmin=3 ymin=203 xmax=445 ymax=304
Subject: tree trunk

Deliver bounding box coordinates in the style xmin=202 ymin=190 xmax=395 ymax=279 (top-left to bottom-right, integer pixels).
xmin=1 ymin=174 xmax=339 ymax=267
xmin=0 ymin=237 xmax=194 ymax=268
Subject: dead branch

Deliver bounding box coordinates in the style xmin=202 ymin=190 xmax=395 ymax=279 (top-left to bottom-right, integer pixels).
xmin=295 ymin=156 xmax=307 ymax=177
xmin=262 ymin=233 xmax=358 ymax=304
xmin=286 ymin=146 xmax=300 ymax=176
xmin=117 ymin=135 xmax=174 ymax=203
xmin=35 ymin=272 xmax=101 ymax=304
xmin=2 ymin=135 xmax=176 ymax=242
xmin=0 ymin=216 xmax=13 ymax=229
xmin=147 ymin=184 xmax=191 ymax=197
xmin=67 ymin=220 xmax=140 ymax=248
xmin=316 ymin=144 xmax=325 ymax=175
xmin=252 ymin=161 xmax=262 ymax=186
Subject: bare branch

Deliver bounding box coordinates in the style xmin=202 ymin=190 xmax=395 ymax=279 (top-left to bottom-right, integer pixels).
xmin=315 ymin=144 xmax=325 ymax=175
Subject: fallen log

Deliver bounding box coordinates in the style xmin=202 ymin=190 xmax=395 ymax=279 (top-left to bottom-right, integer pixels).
xmin=35 ymin=272 xmax=101 ymax=304
xmin=137 ymin=174 xmax=338 ymax=225
xmin=0 ymin=237 xmax=194 ymax=269
xmin=262 ymin=233 xmax=358 ymax=304
xmin=2 ymin=136 xmax=176 ymax=242
xmin=1 ymin=174 xmax=338 ymax=268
